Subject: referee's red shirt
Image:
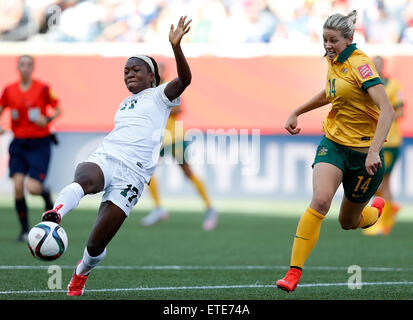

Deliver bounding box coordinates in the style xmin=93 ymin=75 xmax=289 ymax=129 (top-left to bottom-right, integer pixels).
xmin=0 ymin=79 xmax=59 ymax=138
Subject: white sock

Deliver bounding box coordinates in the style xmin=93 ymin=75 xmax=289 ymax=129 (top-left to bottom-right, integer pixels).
xmin=53 ymin=182 xmax=84 ymax=219
xmin=76 ymin=247 xmax=107 ymax=276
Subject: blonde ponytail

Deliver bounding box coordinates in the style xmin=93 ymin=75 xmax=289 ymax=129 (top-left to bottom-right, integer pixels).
xmin=323 ymin=10 xmax=357 ymax=39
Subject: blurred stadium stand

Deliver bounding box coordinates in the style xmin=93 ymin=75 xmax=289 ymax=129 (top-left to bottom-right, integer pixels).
xmin=0 ymin=0 xmax=412 ymax=44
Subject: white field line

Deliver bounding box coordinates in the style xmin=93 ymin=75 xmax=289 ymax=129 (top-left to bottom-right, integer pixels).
xmin=1 ymin=281 xmax=413 ymax=295
xmin=1 ymin=265 xmax=413 ymax=272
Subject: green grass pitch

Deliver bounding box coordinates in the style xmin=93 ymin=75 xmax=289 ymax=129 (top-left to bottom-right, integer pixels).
xmin=1 ymin=195 xmax=413 ymax=300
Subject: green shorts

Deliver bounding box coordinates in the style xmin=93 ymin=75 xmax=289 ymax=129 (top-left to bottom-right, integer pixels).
xmin=160 ymin=140 xmax=191 ymax=164
xmin=382 ymin=147 xmax=400 ymax=174
xmin=312 ymin=136 xmax=384 ymax=203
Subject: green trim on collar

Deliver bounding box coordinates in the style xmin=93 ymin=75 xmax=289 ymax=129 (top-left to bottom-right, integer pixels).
xmin=361 ymin=77 xmax=383 ymax=93
xmin=336 ymin=43 xmax=357 ymax=63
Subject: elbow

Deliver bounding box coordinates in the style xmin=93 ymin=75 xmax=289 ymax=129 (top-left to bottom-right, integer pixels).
xmin=379 ymin=102 xmax=395 ymax=120
xmin=184 ymin=72 xmax=192 ymax=86
xmin=180 ymin=75 xmax=192 ymax=88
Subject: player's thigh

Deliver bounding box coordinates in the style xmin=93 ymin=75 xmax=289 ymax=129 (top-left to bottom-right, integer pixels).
xmin=86 ymin=201 xmax=126 ymax=256
xmin=25 ymin=177 xmax=44 ymax=195
xmin=377 ymin=173 xmax=391 ymax=199
xmin=310 ymin=162 xmax=343 ymax=214
xmin=74 ymin=162 xmax=105 ymax=194
xmin=342 ymin=153 xmax=384 ymax=203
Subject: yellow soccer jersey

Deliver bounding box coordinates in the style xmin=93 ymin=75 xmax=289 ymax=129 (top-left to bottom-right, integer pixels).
xmin=382 ymin=77 xmax=403 ymax=148
xmin=322 ymin=44 xmax=383 ymax=147
xmin=163 ymin=113 xmax=185 ymax=146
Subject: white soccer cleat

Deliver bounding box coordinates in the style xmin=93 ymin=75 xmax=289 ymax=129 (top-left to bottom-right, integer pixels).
xmin=202 ymin=208 xmax=218 ymax=231
xmin=141 ymin=207 xmax=169 ymax=226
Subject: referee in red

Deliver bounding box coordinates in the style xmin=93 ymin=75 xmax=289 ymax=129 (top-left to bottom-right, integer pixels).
xmin=0 ymin=55 xmax=61 ymax=241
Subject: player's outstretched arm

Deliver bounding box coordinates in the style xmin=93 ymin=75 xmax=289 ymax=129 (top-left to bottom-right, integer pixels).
xmin=284 ymin=90 xmax=328 ymax=135
xmin=164 ymin=16 xmax=192 ymax=102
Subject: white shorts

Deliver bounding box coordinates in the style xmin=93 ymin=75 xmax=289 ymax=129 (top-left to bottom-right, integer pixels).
xmin=86 ymin=152 xmax=145 ymax=217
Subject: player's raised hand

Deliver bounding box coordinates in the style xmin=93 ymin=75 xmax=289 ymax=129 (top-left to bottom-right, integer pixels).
xmin=169 ymin=16 xmax=191 ymax=47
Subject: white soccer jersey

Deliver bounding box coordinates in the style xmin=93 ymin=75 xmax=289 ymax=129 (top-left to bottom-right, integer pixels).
xmin=94 ymin=82 xmax=180 ymax=183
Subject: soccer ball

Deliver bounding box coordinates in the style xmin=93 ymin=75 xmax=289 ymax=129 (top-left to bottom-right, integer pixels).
xmin=27 ymin=221 xmax=68 ymax=261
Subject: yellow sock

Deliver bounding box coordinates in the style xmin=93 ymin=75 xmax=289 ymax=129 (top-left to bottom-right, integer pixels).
xmin=381 ymin=200 xmax=393 ymax=228
xmin=188 ymin=174 xmax=211 ymax=208
xmin=356 ymin=206 xmax=379 ymax=229
xmin=290 ymin=207 xmax=324 ymax=269
xmin=149 ymin=177 xmax=161 ymax=207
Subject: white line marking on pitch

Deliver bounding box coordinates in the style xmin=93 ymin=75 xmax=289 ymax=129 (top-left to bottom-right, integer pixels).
xmin=2 ymin=281 xmax=413 ymax=295
xmin=1 ymin=265 xmax=412 ymax=271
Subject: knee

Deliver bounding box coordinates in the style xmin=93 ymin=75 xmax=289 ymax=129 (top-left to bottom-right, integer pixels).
xmin=25 ymin=179 xmax=42 ymax=195
xmin=339 ymin=221 xmax=357 ymax=230
xmin=74 ymin=173 xmax=93 ymax=193
xmin=74 ymin=171 xmax=99 ymax=195
xmin=339 ymin=215 xmax=359 ymax=230
xmin=310 ymin=193 xmax=333 ymax=215
xmin=74 ymin=163 xmax=103 ymax=194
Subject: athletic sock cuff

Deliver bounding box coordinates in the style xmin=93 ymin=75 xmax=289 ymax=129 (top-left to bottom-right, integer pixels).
xmin=307 ymin=207 xmax=325 ymax=220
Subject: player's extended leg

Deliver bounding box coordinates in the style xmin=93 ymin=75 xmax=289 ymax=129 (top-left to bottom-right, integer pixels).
xmin=277 ymin=162 xmax=342 ymax=292
xmin=67 ymin=201 xmax=126 ymax=296
xmin=339 ymin=195 xmax=384 ymax=230
xmin=180 ymin=163 xmax=217 ymax=230
xmin=364 ymin=173 xmax=394 ymax=235
xmin=340 ymin=158 xmax=385 ymax=230
xmin=42 ymin=162 xmax=104 ymax=224
xmin=141 ymin=176 xmax=169 ymax=226
xmin=339 ymin=192 xmax=384 ymax=230
xmin=364 ymin=147 xmax=398 ymax=236
xmin=12 ymin=173 xmax=29 ymax=241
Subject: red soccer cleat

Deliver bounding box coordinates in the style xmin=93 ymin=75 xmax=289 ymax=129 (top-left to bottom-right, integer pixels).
xmin=371 ymin=197 xmax=385 ymax=218
xmin=67 ymin=266 xmax=89 ymax=297
xmin=276 ymin=268 xmax=302 ymax=293
xmin=42 ymin=204 xmax=63 ymax=224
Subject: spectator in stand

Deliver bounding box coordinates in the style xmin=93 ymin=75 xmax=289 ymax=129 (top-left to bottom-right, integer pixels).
xmin=364 ymin=0 xmax=402 ymax=44
xmin=0 ymin=0 xmax=410 ymax=44
xmin=0 ymin=0 xmax=36 ymax=41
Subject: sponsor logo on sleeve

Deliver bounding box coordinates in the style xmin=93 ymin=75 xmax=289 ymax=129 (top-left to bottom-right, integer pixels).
xmin=358 ymin=64 xmax=373 ymax=79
